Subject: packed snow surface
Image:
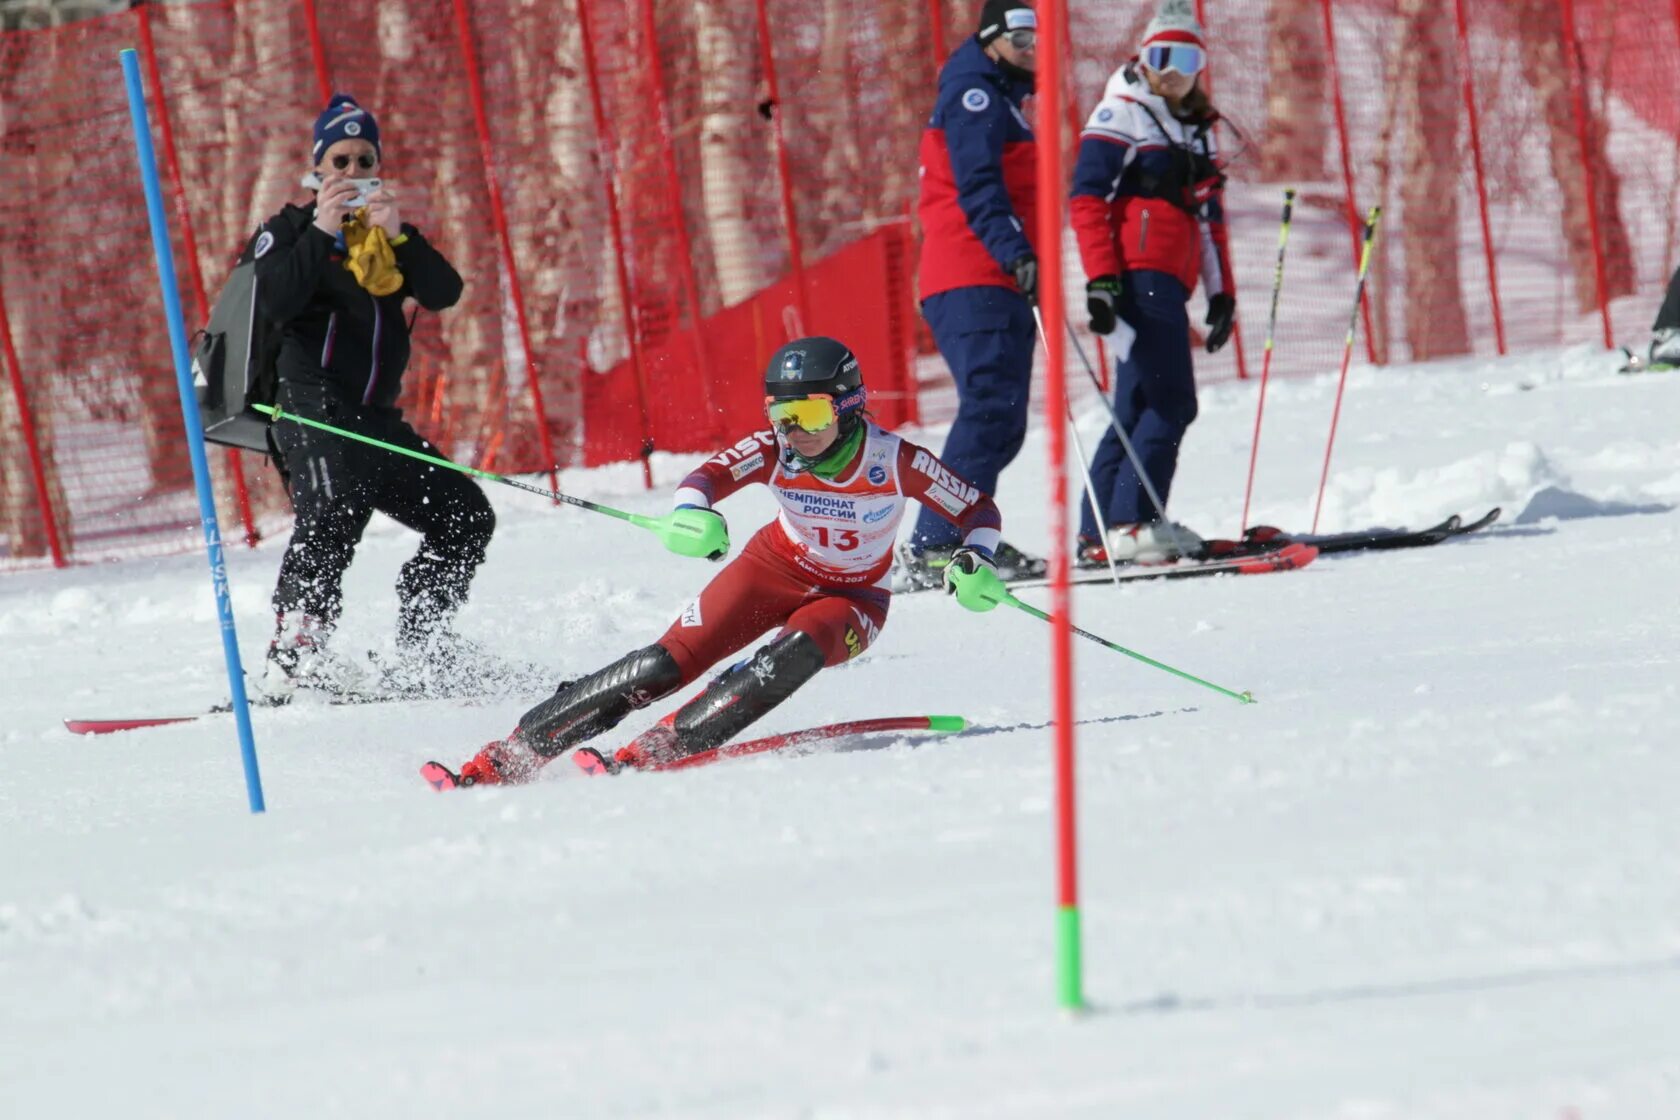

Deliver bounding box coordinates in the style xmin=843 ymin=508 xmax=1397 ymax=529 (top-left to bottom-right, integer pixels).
xmin=3 ymin=344 xmax=1678 ymax=1118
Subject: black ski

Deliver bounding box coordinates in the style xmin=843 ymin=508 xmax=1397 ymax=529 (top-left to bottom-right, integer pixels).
xmin=1199 ymin=508 xmax=1500 ymax=560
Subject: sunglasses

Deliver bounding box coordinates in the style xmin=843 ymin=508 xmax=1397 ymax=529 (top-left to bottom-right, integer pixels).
xmin=330 ymin=152 xmax=379 ymax=171
xmin=1143 ymin=43 xmax=1206 ymax=76
xmin=765 ymin=394 xmax=838 ymax=434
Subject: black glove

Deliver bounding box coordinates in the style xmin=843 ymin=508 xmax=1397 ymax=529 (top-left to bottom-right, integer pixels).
xmin=1086 ymin=275 xmax=1122 ymax=336
xmin=941 ymin=546 xmax=997 ymax=594
xmin=1007 ymin=254 xmax=1038 ymax=305
xmin=1204 ymin=292 xmax=1236 ymax=353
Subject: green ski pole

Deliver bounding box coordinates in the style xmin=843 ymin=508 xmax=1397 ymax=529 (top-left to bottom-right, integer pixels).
xmin=1004 ymin=591 xmax=1253 ymax=703
xmin=951 ymin=570 xmax=1254 ymax=703
xmin=252 ymin=403 xmax=727 ymax=559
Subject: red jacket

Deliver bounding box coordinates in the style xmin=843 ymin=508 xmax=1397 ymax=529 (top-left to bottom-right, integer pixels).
xmin=917 ymin=39 xmax=1038 ymax=302
xmin=1069 ymin=63 xmax=1231 ymax=297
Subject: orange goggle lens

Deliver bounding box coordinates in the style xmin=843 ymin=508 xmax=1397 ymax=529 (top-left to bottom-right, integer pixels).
xmin=765 ymin=395 xmax=838 ymax=433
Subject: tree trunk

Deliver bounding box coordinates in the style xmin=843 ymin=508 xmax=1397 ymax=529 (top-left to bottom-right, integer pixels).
xmin=1261 ymin=0 xmax=1328 ymax=183
xmin=806 ymin=0 xmax=866 ymax=256
xmin=694 ymin=0 xmax=766 ymax=307
xmin=0 ymin=53 xmax=71 ymax=558
xmin=1512 ymin=0 xmax=1636 ymax=314
xmin=529 ymin=0 xmax=592 ymax=451
xmin=1398 ymin=0 xmax=1470 ymax=360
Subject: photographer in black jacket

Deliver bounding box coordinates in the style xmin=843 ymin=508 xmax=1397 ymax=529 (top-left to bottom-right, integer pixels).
xmin=251 ymin=93 xmax=495 ymax=698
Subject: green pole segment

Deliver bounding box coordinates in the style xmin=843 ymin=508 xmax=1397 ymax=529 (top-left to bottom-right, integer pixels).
xmin=251 ymin=404 xmax=727 ymax=558
xmin=998 ymin=590 xmax=1256 ymax=705
xmin=1057 ymin=904 xmax=1084 ymax=1010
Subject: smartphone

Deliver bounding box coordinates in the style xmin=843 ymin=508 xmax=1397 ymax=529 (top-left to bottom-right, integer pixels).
xmin=347 ymin=178 xmax=382 ymax=208
xmin=298 ymin=172 xmax=381 ymax=208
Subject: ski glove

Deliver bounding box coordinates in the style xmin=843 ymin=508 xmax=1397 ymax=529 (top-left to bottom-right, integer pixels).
xmin=663 ymin=505 xmax=730 ymax=561
xmin=1086 ymin=275 xmax=1123 ymax=336
xmin=1008 ymin=254 xmax=1038 ymax=306
xmin=1204 ymin=292 xmax=1236 ymax=353
xmin=943 ymin=546 xmax=1007 ymax=613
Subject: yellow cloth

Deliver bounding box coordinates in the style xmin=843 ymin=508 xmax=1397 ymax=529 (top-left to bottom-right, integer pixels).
xmin=342 ymin=212 xmax=404 ymax=296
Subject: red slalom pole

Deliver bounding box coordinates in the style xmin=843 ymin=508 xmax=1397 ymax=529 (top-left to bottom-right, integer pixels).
xmin=1556 ymin=0 xmax=1613 ymax=350
xmin=450 ymin=0 xmax=559 ymax=496
xmin=1311 ymin=206 xmax=1381 ymax=533
xmin=577 ymin=0 xmax=656 ymax=488
xmin=1240 ymin=189 xmax=1296 ymax=534
xmin=0 ymin=276 xmax=64 ymax=566
xmin=298 ymin=0 xmax=333 ymax=103
xmin=1318 ymin=0 xmax=1377 ymax=365
xmin=1451 ymin=0 xmax=1505 ymax=355
xmin=137 ymin=3 xmax=260 ymax=548
xmin=1034 ymin=0 xmax=1083 ymax=1013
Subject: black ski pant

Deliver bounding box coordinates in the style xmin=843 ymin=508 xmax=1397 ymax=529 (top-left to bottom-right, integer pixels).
xmin=1655 ymin=265 xmax=1680 ymax=333
xmin=269 ymin=385 xmax=495 ymax=644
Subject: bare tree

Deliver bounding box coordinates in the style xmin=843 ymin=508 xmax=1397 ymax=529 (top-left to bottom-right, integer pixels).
xmin=1511 ymin=0 xmax=1635 ymax=313
xmin=1260 ymin=0 xmax=1328 ymax=183
xmin=374 ymin=2 xmax=506 ymax=462
xmin=0 ymin=28 xmax=72 ymax=557
xmin=1396 ymin=0 xmax=1469 ymax=360
xmin=801 ymin=0 xmax=867 ymax=256
xmin=694 ymin=0 xmax=767 ymax=306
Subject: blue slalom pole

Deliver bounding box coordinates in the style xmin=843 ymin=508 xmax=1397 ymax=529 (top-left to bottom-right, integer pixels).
xmin=121 ymin=49 xmax=266 ymax=813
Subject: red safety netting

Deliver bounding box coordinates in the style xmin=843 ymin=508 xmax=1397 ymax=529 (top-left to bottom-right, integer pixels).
xmin=3 ymin=0 xmax=1677 ymax=567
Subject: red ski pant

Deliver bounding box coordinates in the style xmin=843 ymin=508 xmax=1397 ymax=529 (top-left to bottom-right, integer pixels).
xmin=657 ymin=526 xmax=891 ymax=684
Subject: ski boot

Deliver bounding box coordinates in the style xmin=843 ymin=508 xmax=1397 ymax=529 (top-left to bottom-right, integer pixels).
xmin=253 ymin=613 xmax=372 ymax=704
xmin=421 ymin=735 xmax=546 ymax=791
xmin=1104 ymin=520 xmax=1204 ymax=564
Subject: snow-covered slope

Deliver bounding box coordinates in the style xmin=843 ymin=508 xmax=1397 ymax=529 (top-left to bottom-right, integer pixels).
xmin=3 ymin=344 xmax=1678 ymax=1119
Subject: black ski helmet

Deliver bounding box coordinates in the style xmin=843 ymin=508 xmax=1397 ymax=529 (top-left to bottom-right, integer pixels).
xmin=763 ymin=336 xmax=866 ymax=419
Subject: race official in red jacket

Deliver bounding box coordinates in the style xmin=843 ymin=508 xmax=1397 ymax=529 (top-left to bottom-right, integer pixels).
xmin=904 ymin=0 xmax=1044 ymax=586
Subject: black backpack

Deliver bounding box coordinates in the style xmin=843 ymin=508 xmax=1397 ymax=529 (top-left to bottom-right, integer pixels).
xmin=192 ymin=228 xmax=284 ymax=453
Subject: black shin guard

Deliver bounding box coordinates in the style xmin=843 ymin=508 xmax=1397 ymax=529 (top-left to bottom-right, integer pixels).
xmin=516 ymin=644 xmax=683 ymax=758
xmin=671 ymin=631 xmax=827 ymax=755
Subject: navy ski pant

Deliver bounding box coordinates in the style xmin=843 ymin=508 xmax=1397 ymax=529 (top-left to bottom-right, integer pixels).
xmin=911 ymin=285 xmax=1036 ymax=551
xmin=1079 ymin=269 xmax=1199 ymax=539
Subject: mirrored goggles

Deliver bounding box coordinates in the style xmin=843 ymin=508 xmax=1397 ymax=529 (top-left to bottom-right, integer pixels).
xmin=1142 ymin=43 xmax=1206 ymax=77
xmin=1003 ymin=28 xmax=1036 ymax=50
xmin=765 ymin=394 xmax=838 ymax=434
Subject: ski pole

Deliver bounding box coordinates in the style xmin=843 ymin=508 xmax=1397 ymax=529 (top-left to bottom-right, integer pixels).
xmin=1240 ymin=188 xmax=1297 ymax=534
xmin=1061 ymin=316 xmax=1169 ymax=522
xmin=993 ymin=586 xmax=1254 ymax=704
xmin=1033 ymin=306 xmax=1122 ymax=586
xmin=1311 ymin=206 xmax=1382 ymax=533
xmin=252 ymin=403 xmax=725 ymax=558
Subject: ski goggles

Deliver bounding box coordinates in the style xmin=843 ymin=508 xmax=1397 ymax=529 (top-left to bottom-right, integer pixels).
xmin=1142 ymin=43 xmax=1206 ymax=77
xmin=765 ymin=394 xmax=838 ymax=433
xmin=1002 ymin=28 xmax=1036 ymax=49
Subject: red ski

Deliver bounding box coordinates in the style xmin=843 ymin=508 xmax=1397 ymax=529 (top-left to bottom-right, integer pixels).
xmin=574 ymin=714 xmax=969 ymax=777
xmin=63 ymin=715 xmax=203 ymax=735
xmin=1009 ymin=540 xmax=1318 ymax=589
